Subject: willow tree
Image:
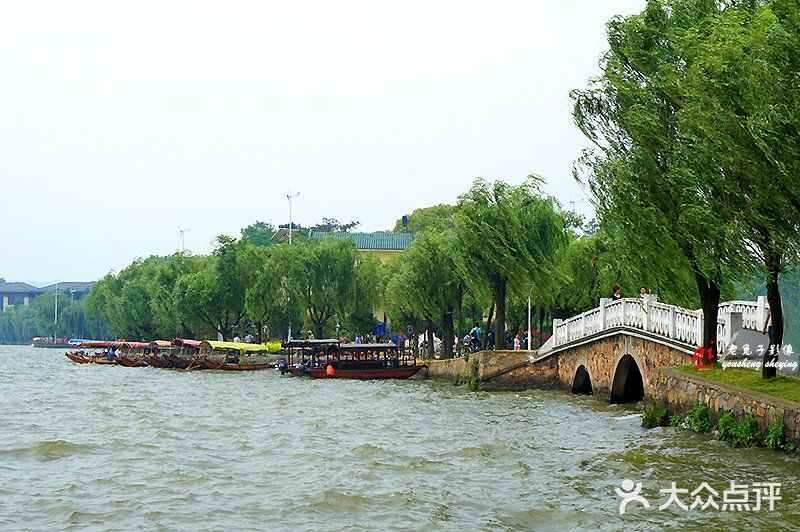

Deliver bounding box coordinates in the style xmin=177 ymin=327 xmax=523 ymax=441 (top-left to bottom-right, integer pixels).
xmin=245 ymin=243 xmax=306 ymax=341
xmin=455 ymin=177 xmax=568 ymax=350
xmin=386 ymin=230 xmax=464 ymax=358
xmin=298 ymin=238 xmax=359 ymax=339
xmin=173 ymin=236 xmax=257 ymax=340
xmin=572 ymin=0 xmax=750 ymax=360
xmin=680 ymin=0 xmax=800 ymax=376
xmin=350 ymin=253 xmax=386 ymax=337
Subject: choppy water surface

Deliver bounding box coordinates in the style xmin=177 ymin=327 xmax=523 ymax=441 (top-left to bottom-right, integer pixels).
xmin=1 ymin=345 xmax=798 ymax=530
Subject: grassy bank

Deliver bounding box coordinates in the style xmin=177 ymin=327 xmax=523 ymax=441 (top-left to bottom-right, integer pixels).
xmin=676 ymin=365 xmax=800 ymax=404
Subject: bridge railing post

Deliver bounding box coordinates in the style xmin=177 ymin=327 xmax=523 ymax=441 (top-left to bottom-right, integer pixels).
xmin=552 ymin=319 xmax=563 ymax=346
xmin=668 ymin=306 xmax=676 ymax=340
xmin=756 ymin=295 xmax=768 ymax=331
xmin=599 ymin=298 xmax=610 ymax=330
xmin=696 ymin=310 xmax=704 ymax=347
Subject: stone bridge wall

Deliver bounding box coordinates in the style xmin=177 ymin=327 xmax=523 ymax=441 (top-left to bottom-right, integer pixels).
xmin=424 ymin=332 xmax=694 ymax=398
xmin=539 ymin=333 xmax=694 ymax=400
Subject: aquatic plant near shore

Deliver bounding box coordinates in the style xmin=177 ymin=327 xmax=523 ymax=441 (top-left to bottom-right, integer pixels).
xmin=642 ymin=404 xmax=669 ymax=428
xmin=686 ymin=402 xmax=712 ymax=434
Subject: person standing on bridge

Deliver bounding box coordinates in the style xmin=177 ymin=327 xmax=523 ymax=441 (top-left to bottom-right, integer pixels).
xmin=612 ymin=285 xmax=622 ymax=301
xmin=640 ymin=287 xmax=647 ymax=298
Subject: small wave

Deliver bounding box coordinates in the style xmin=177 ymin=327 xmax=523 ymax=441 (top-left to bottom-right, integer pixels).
xmin=0 ymin=440 xmax=93 ymax=460
xmin=614 ymin=413 xmax=641 ymax=420
xmin=350 ymin=443 xmax=386 ymax=458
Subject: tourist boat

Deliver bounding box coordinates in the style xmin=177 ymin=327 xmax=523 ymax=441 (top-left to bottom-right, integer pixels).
xmin=64 ymin=341 xmax=122 ymax=364
xmin=32 ymin=336 xmax=71 ymax=349
xmin=115 ymin=342 xmax=151 ymax=367
xmin=143 ymin=340 xmax=175 ymax=367
xmin=198 ymin=340 xmax=275 ymax=371
xmin=283 ymin=339 xmax=424 ymax=379
xmin=171 ymin=338 xmax=203 ymax=369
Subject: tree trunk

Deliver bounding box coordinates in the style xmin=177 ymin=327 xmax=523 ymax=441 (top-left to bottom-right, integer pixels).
xmin=441 ymin=310 xmax=454 ymax=359
xmin=694 ymin=273 xmax=721 ymax=362
xmin=762 ymin=252 xmax=783 ymax=379
xmin=493 ymin=276 xmax=507 ymax=351
xmin=483 ymin=302 xmax=494 ymax=351
xmin=411 ymin=320 xmax=419 ymax=356
xmin=538 ymin=306 xmax=545 ymax=347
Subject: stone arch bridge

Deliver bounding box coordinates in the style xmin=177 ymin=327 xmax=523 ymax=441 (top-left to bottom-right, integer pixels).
xmin=476 ymin=295 xmax=769 ymax=402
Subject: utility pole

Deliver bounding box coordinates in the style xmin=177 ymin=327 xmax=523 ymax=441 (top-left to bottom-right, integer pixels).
xmin=54 ymin=280 xmax=58 ymax=326
xmin=178 ymin=227 xmax=190 ymax=252
xmin=286 ymin=190 xmax=300 ymax=245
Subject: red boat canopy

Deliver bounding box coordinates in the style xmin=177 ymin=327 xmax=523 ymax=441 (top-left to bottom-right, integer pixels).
xmin=120 ymin=341 xmax=150 ymax=349
xmin=79 ymin=341 xmax=122 ymax=348
xmin=171 ymin=338 xmax=201 ymax=349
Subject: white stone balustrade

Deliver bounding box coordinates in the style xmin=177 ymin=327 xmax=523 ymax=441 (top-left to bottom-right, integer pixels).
xmin=545 ymin=295 xmax=768 ymax=354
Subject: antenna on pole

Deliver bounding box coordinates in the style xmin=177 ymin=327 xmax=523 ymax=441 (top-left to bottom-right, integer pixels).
xmin=285 ymin=190 xmax=301 ymax=245
xmin=178 ymin=227 xmax=190 ymax=252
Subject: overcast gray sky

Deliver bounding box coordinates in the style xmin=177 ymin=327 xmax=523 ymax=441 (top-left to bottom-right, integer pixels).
xmin=1 ymin=0 xmax=644 ymax=284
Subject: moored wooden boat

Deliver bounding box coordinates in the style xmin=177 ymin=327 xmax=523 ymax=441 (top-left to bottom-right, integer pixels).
xmin=171 ymin=339 xmax=203 ymax=369
xmin=306 ymin=366 xmax=423 ymax=379
xmin=116 ymin=342 xmax=151 ymax=367
xmin=64 ymin=341 xmax=122 ymax=365
xmin=199 ymin=340 xmax=274 ymax=371
xmin=65 ymin=352 xmax=93 ymax=364
xmin=283 ymin=340 xmax=425 ymax=380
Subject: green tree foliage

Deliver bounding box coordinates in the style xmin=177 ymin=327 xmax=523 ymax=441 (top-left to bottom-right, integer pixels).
xmin=386 ymin=230 xmax=464 ymax=358
xmin=393 ymin=204 xmax=456 ymax=233
xmin=572 ymin=0 xmax=754 ymax=360
xmin=299 ymin=238 xmax=359 ymax=338
xmin=0 ymin=292 xmax=109 ymax=343
xmin=309 ymin=218 xmax=360 ymax=233
xmin=241 ymin=221 xmax=275 ymax=247
xmin=455 ymin=177 xmax=569 ymax=349
xmin=246 ymin=242 xmax=306 ymax=340
xmin=349 ymin=253 xmax=386 ymax=336
xmin=173 ymin=237 xmax=260 ymax=340
xmin=678 ymin=0 xmax=800 ymax=376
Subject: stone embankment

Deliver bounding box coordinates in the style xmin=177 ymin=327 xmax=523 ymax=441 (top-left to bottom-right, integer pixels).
xmin=647 ymin=367 xmax=800 ymax=445
xmin=423 ymin=350 xmax=558 ymax=391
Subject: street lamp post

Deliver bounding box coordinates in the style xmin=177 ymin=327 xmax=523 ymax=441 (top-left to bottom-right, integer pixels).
xmin=527 ymin=283 xmax=534 ymax=351
xmin=286 ymin=190 xmax=300 ymax=245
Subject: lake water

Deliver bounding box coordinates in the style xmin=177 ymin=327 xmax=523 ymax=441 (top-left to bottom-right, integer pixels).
xmin=1 ymin=345 xmax=798 ymax=530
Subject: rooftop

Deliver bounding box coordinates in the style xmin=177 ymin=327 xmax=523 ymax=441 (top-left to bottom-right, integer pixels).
xmin=38 ymin=281 xmax=95 ymax=293
xmin=0 ymin=281 xmax=41 ymax=294
xmin=0 ymin=281 xmax=95 ymax=294
xmin=309 ymin=231 xmax=413 ymax=251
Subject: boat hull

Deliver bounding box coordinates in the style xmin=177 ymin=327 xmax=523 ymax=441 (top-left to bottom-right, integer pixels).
xmin=65 ymin=352 xmax=92 ymax=364
xmin=116 ymin=356 xmax=146 ymax=367
xmin=303 ymin=366 xmax=423 ymax=380
xmin=203 ymin=360 xmax=272 ymax=371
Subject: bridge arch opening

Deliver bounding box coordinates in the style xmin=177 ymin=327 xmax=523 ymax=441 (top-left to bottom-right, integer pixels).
xmin=610 ymin=354 xmax=644 ymax=404
xmin=572 ymin=365 xmax=593 ymax=395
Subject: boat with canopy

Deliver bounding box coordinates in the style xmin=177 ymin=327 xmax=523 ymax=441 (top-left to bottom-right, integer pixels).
xmin=198 ymin=340 xmax=275 ymax=370
xmin=283 ymin=339 xmax=424 ymax=379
